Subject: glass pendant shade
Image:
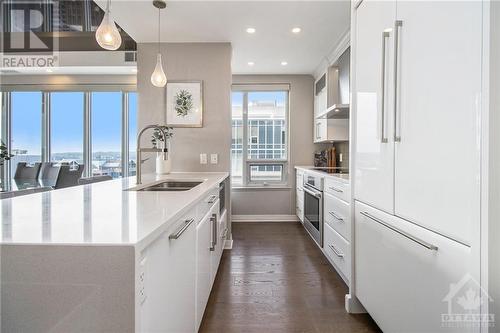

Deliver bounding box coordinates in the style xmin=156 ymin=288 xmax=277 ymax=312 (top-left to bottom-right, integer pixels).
xmin=151 ymin=54 xmax=167 ymax=87
xmin=95 ymin=1 xmax=122 ymax=50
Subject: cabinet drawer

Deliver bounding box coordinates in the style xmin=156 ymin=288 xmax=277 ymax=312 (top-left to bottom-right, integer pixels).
xmin=324 ymin=193 xmax=350 ymax=240
xmin=196 ymin=188 xmax=219 ymax=223
xmin=323 ymin=223 xmax=350 ymax=282
xmin=355 ymin=201 xmax=473 ymax=332
xmin=324 ymin=177 xmax=350 ymax=202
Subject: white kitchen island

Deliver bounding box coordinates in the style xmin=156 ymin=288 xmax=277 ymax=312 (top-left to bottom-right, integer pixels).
xmin=0 ymin=172 xmax=229 ymax=333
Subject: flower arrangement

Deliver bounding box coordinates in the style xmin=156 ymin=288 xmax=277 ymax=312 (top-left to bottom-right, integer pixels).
xmin=151 ymin=126 xmax=174 ymax=148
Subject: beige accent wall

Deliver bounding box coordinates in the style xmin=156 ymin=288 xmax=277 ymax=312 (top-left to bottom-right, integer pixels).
xmin=231 ymin=75 xmax=319 ymax=216
xmin=136 ymin=43 xmax=232 ymax=174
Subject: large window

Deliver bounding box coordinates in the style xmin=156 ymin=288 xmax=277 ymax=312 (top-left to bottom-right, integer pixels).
xmin=91 ymin=92 xmax=122 ymax=178
xmin=51 ymin=92 xmax=84 ymax=164
xmin=11 ymin=92 xmax=43 ymax=173
xmin=231 ymin=88 xmax=288 ymax=186
xmin=1 ymin=89 xmax=137 ymax=181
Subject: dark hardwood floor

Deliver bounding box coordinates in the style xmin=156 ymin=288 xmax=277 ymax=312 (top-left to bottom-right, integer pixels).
xmin=199 ymin=222 xmax=381 ymax=333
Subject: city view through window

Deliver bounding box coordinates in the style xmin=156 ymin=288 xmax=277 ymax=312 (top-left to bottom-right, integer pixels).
xmin=231 ymin=90 xmax=288 ymax=185
xmin=8 ymin=91 xmax=137 ymax=179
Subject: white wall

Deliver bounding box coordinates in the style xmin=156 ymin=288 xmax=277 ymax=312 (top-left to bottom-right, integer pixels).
xmin=136 ymin=43 xmax=232 ymax=174
xmin=231 ymin=75 xmax=319 ymax=218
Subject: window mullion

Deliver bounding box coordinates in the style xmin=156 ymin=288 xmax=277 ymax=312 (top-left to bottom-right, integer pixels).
xmin=41 ymin=91 xmax=51 ymax=162
xmin=122 ymin=92 xmax=129 ymax=178
xmin=83 ymin=92 xmax=92 ymax=178
xmin=242 ymin=92 xmax=249 ymax=186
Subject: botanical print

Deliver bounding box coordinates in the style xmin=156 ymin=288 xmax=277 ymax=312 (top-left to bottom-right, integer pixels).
xmin=175 ymin=90 xmax=193 ymax=117
xmin=166 ymin=81 xmax=203 ymax=127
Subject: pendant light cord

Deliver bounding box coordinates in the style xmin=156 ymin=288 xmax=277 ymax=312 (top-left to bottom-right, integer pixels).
xmin=157 ymin=8 xmax=161 ymax=54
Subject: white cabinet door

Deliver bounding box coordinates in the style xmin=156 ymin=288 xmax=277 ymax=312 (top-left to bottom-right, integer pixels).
xmin=355 ymin=201 xmax=474 ymax=333
xmin=210 ymin=202 xmax=223 ymax=285
xmin=353 ymin=0 xmax=396 ymax=214
xmin=393 ymin=1 xmax=481 ymax=245
xmin=195 ymin=212 xmax=212 ymax=331
xmin=141 ymin=216 xmax=196 ymax=333
xmin=314 ymin=119 xmax=327 ymax=143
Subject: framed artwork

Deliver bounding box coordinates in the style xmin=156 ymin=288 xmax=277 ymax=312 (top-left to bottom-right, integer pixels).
xmin=166 ymin=80 xmax=203 ymax=127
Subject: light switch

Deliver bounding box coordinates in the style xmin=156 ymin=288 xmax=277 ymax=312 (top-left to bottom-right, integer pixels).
xmin=200 ymin=153 xmax=208 ymax=164
xmin=210 ymin=153 xmax=218 ymax=164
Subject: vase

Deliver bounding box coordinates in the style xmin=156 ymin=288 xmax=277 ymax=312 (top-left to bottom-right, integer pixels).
xmin=155 ymin=140 xmax=171 ymax=175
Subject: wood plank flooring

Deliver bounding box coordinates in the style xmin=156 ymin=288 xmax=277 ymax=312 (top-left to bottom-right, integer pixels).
xmin=199 ymin=222 xmax=381 ymax=333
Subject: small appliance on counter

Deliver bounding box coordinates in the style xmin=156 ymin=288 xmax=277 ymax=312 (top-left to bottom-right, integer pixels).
xmin=314 ymin=148 xmax=338 ymax=172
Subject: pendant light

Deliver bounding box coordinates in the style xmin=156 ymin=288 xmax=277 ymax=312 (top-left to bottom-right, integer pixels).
xmin=151 ymin=0 xmax=167 ymax=87
xmin=95 ymin=0 xmax=122 ymax=50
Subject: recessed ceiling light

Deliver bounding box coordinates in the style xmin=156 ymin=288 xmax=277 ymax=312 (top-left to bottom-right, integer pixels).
xmin=246 ymin=27 xmax=256 ymax=34
xmin=131 ymin=68 xmax=138 ymax=73
xmin=281 ymin=61 xmax=288 ymax=66
xmin=292 ymin=27 xmax=301 ymax=34
xmin=247 ymin=61 xmax=255 ymax=66
xmin=46 ymin=68 xmax=53 ymax=73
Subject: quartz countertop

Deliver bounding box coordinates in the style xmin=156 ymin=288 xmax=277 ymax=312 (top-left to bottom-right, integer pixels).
xmin=0 ymin=172 xmax=228 ymax=247
xmin=295 ymin=166 xmax=350 ymax=184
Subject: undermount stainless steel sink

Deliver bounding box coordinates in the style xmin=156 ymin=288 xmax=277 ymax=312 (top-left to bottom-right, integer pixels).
xmin=138 ymin=181 xmax=203 ymax=192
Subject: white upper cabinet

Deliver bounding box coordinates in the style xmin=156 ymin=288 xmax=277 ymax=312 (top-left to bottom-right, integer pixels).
xmin=354 ymin=0 xmax=396 ymax=214
xmin=393 ymin=1 xmax=481 ymax=245
xmin=354 ymin=0 xmax=481 ymax=245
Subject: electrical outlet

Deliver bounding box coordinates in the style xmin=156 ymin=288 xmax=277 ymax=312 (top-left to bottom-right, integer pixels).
xmin=200 ymin=153 xmax=207 ymax=164
xmin=210 ymin=153 xmax=218 ymax=164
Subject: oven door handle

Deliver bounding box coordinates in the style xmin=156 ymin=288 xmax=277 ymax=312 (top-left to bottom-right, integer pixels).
xmin=303 ymin=186 xmax=322 ymax=199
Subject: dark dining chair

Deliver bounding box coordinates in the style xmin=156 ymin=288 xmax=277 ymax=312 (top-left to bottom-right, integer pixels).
xmin=78 ymin=175 xmax=113 ymax=185
xmin=54 ymin=164 xmax=84 ymax=189
xmin=13 ymin=162 xmax=41 ymax=180
xmin=39 ymin=162 xmax=61 ymax=183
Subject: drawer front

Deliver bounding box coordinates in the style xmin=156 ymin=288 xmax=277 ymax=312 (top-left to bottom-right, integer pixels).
xmin=196 ymin=188 xmax=219 ymax=224
xmin=324 ymin=177 xmax=350 ymax=202
xmin=355 ymin=201 xmax=474 ymax=333
xmin=324 ymin=193 xmax=350 ymax=240
xmin=323 ymin=223 xmax=350 ymax=282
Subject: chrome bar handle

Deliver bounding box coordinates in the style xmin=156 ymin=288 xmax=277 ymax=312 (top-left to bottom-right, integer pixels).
xmin=328 ymin=186 xmax=343 ymax=193
xmin=169 ymin=218 xmax=195 ymax=240
xmin=381 ymin=30 xmax=390 ymax=143
xmin=360 ymin=211 xmax=438 ymax=251
xmin=207 ymin=195 xmax=217 ymax=204
xmin=303 ymin=186 xmax=322 ymax=199
xmin=209 ymin=213 xmax=217 ymax=251
xmin=329 ymin=211 xmax=344 ymax=222
xmin=394 ymin=20 xmax=403 ymax=142
xmin=328 ymin=244 xmax=344 ymax=258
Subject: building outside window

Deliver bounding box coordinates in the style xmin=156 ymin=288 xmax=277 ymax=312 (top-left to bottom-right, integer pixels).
xmin=231 ymin=87 xmax=288 ymax=186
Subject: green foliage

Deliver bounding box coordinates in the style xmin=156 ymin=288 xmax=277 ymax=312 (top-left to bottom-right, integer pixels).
xmin=151 ymin=126 xmax=174 ymax=148
xmin=175 ymin=89 xmax=193 ymax=117
xmin=0 ymin=142 xmax=13 ymax=166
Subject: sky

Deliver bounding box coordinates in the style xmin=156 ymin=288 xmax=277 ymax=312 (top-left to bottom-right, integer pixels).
xmin=10 ymin=91 xmax=137 ymax=155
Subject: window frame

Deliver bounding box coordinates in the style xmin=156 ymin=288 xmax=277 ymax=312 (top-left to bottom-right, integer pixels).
xmin=231 ymin=85 xmax=290 ymax=187
xmin=0 ymin=87 xmax=137 ymax=182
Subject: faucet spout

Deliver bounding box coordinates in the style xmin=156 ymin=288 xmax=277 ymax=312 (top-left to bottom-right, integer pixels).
xmin=136 ymin=125 xmax=170 ymax=185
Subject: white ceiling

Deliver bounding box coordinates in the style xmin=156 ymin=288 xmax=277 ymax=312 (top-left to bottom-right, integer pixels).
xmin=100 ymin=0 xmax=351 ymax=75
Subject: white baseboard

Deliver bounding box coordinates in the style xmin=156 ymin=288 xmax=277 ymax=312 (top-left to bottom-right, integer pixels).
xmin=224 ymin=239 xmax=233 ymax=249
xmin=231 ymin=215 xmax=299 ymax=222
